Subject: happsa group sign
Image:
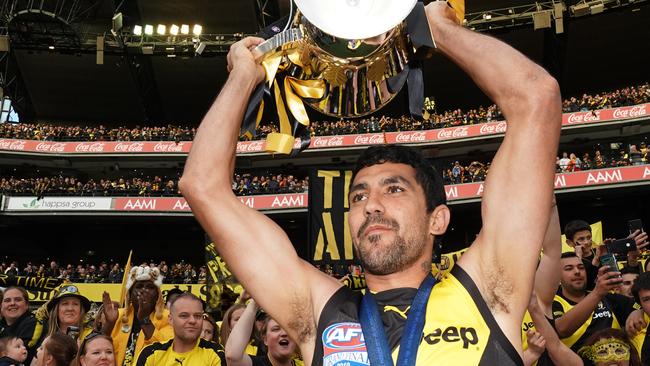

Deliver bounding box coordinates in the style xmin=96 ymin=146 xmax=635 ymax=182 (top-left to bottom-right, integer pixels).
xmin=5 ymin=197 xmax=113 ymax=211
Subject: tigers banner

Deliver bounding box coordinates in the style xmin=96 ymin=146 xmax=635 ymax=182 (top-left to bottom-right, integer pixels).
xmin=205 ymin=239 xmax=243 ymax=312
xmin=0 ymin=274 xmax=63 ymax=293
xmin=309 ymin=170 xmax=354 ymax=267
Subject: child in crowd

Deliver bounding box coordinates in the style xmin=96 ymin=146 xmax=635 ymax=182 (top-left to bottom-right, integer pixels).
xmin=0 ymin=336 xmax=28 ymax=366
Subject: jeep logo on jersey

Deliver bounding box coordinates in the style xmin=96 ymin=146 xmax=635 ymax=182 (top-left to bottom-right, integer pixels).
xmin=322 ymin=322 xmax=369 ymax=366
xmin=424 ymin=326 xmax=479 ymax=349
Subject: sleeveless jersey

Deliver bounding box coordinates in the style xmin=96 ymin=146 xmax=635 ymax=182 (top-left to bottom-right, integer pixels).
xmin=313 ymin=266 xmax=523 ymax=366
xmin=552 ymin=291 xmax=634 ymax=351
xmin=136 ymin=338 xmax=224 ymax=366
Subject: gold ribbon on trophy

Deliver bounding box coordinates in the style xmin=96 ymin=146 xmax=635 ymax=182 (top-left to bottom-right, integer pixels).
xmin=243 ymin=0 xmax=465 ymax=154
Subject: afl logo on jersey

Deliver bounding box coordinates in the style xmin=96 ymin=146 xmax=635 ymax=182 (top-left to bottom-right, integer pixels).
xmin=322 ymin=322 xmax=369 ymax=366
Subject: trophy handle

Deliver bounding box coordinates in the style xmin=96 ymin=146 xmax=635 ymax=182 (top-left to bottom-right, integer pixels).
xmin=254 ymin=28 xmax=304 ymax=60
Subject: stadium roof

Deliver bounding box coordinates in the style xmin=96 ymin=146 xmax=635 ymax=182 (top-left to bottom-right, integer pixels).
xmin=1 ymin=0 xmax=648 ymax=125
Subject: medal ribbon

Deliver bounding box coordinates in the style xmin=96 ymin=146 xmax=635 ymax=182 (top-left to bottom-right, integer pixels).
xmin=359 ymin=273 xmax=436 ymax=366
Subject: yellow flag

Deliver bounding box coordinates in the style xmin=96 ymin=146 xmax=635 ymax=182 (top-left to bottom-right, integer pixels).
xmin=119 ymin=250 xmax=133 ymax=307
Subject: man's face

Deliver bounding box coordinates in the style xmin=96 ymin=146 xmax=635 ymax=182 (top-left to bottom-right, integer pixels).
xmin=131 ymin=280 xmax=158 ymax=308
xmin=569 ymin=230 xmax=593 ymax=253
xmin=1 ymin=289 xmax=29 ymax=323
xmin=617 ymin=273 xmax=638 ymax=298
xmin=560 ymin=257 xmax=587 ymax=293
xmin=638 ymin=289 xmax=650 ymax=316
xmin=348 ymin=163 xmax=432 ymax=275
xmin=169 ymin=298 xmax=203 ymax=344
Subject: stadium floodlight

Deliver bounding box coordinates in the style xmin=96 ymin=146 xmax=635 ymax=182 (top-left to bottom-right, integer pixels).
xmin=157 ymin=24 xmax=166 ymax=35
xmin=170 ymin=24 xmax=179 ymax=35
xmin=144 ymin=24 xmax=154 ymax=35
xmin=482 ymin=13 xmax=492 ymax=20
xmin=181 ymin=24 xmax=190 ymax=35
xmin=193 ymin=24 xmax=203 ymax=36
xmin=133 ymin=25 xmax=143 ymax=36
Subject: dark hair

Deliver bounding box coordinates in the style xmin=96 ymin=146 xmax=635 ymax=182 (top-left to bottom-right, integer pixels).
xmin=632 ymin=272 xmax=650 ymax=304
xmin=165 ymin=288 xmax=185 ymax=305
xmin=202 ymin=314 xmax=219 ymax=342
xmin=620 ymin=266 xmax=640 ymax=276
xmin=0 ymin=286 xmax=30 ymax=305
xmin=564 ymin=220 xmax=591 ymax=242
xmin=45 ymin=333 xmax=78 ymax=366
xmin=351 ymin=145 xmax=446 ymax=213
xmin=169 ymin=292 xmax=203 ymax=311
xmin=560 ymin=252 xmax=578 ymax=259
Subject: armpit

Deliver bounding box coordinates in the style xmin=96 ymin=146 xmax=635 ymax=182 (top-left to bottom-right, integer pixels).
xmin=483 ymin=264 xmax=514 ymax=314
xmin=287 ymin=292 xmax=316 ymax=344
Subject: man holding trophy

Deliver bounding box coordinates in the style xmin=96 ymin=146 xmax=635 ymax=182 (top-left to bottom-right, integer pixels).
xmin=181 ymin=1 xmax=561 ymax=365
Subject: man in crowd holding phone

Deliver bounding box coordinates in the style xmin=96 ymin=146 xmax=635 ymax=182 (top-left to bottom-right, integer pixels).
xmin=553 ymin=252 xmax=635 ymax=352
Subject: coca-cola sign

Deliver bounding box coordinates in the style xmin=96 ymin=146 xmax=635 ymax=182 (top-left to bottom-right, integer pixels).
xmin=353 ymin=134 xmax=385 ymax=145
xmin=153 ymin=142 xmax=185 ymax=153
xmin=437 ymin=126 xmax=469 ymax=140
xmin=312 ymin=136 xmax=344 ymax=148
xmin=237 ymin=140 xmax=265 ymax=153
xmin=114 ymin=142 xmax=145 ymax=153
xmin=395 ymin=131 xmax=427 ymax=143
xmin=566 ymin=110 xmax=601 ymax=124
xmin=613 ymin=105 xmax=647 ymax=119
xmin=35 ymin=142 xmax=67 ymax=153
xmin=74 ymin=142 xmax=105 ymax=153
xmin=479 ymin=122 xmax=507 ymax=135
xmin=0 ymin=139 xmax=27 ymax=151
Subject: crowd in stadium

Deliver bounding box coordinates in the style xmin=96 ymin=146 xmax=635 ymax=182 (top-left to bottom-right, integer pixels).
xmin=2 ymin=222 xmax=650 ymax=366
xmin=0 ymin=83 xmax=647 ymax=142
xmin=0 ymin=173 xmax=309 ymax=197
xmin=441 ymin=140 xmax=649 ymax=184
xmin=1 ymin=261 xmax=207 ymax=284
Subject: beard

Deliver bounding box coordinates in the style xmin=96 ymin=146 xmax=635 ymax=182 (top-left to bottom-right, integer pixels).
xmin=354 ymin=214 xmax=428 ymax=275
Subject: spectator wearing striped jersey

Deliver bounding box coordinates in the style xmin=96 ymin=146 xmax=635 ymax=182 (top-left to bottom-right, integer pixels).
xmin=553 ymin=252 xmax=635 ymax=352
xmin=136 ymin=293 xmax=223 ymax=366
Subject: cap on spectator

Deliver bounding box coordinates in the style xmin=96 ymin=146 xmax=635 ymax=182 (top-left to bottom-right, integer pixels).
xmin=125 ymin=266 xmax=163 ymax=291
xmin=47 ymin=284 xmax=91 ymax=312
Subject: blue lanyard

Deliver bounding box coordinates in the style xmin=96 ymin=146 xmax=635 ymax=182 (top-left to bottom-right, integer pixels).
xmin=359 ymin=274 xmax=436 ymax=366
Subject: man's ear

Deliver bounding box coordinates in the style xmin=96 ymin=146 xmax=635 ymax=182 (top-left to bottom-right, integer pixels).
xmin=429 ymin=204 xmax=450 ymax=236
xmin=566 ymin=239 xmax=576 ymax=248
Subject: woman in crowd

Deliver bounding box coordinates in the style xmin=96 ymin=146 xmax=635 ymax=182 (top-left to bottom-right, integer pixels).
xmin=0 ymin=287 xmax=38 ymax=362
xmin=42 ymin=285 xmax=93 ymax=342
xmin=225 ymin=298 xmax=301 ymax=366
xmin=74 ymin=333 xmax=115 ymax=366
xmin=32 ymin=334 xmax=77 ymax=366
xmin=201 ymin=314 xmax=219 ymax=343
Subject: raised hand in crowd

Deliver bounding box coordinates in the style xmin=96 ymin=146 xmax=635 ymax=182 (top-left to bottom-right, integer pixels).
xmin=523 ymin=329 xmax=546 ymax=366
xmin=527 ymin=292 xmax=583 ymax=366
xmin=100 ymin=292 xmax=119 ymax=335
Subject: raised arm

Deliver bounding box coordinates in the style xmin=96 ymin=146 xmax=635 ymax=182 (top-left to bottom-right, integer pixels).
xmin=535 ymin=203 xmax=562 ymax=316
xmin=225 ymin=300 xmax=257 ymax=366
xmin=428 ymin=0 xmax=561 ymax=339
xmin=179 ymin=38 xmax=341 ymax=354
xmin=528 ymin=294 xmax=582 ymax=366
xmin=555 ymin=266 xmax=621 ymax=337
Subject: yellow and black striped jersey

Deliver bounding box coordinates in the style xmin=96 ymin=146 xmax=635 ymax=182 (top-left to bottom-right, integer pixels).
xmin=313 ymin=266 xmax=523 ymax=366
xmin=136 ymin=338 xmax=224 ymax=366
